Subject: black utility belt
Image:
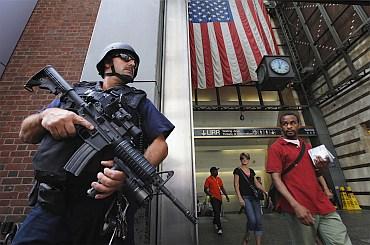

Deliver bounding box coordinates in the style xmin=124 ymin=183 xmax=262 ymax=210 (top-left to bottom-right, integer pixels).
xmin=34 ymin=170 xmax=66 ymax=187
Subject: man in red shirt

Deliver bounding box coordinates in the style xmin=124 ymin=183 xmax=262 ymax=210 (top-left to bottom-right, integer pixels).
xmin=266 ymin=112 xmax=351 ymax=245
xmin=204 ymin=167 xmax=230 ymax=235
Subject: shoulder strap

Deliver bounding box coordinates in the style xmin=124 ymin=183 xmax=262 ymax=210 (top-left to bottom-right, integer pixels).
xmin=238 ymin=168 xmax=260 ymax=196
xmin=238 ymin=168 xmax=253 ymax=185
xmin=281 ymin=141 xmax=306 ymax=177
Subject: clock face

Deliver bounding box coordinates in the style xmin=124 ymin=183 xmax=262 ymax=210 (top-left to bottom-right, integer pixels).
xmin=270 ymin=58 xmax=290 ymax=74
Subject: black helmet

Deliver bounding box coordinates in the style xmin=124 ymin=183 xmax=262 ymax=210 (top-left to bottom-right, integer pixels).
xmin=96 ymin=42 xmax=140 ymax=79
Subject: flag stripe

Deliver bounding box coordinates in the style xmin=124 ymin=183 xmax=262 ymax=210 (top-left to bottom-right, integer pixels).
xmin=221 ymin=23 xmax=243 ymax=84
xmin=235 ymin=0 xmax=262 ymax=64
xmin=189 ymin=24 xmax=198 ymax=88
xmin=257 ymin=0 xmax=279 ymax=55
xmin=228 ymin=21 xmax=251 ymax=81
xmin=214 ymin=22 xmax=232 ymax=86
xmin=200 ymin=23 xmax=215 ymax=88
xmin=194 ymin=24 xmax=206 ymax=88
xmin=208 ymin=23 xmax=224 ymax=87
xmin=243 ymin=0 xmax=269 ymax=60
xmin=254 ymin=0 xmax=278 ymax=55
xmin=229 ymin=0 xmax=257 ymax=80
xmin=247 ymin=0 xmax=272 ymax=56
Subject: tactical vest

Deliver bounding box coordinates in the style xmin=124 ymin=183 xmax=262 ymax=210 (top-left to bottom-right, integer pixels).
xmin=32 ymin=81 xmax=147 ymax=185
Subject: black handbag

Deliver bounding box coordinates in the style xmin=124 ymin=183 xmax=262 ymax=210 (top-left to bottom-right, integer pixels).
xmin=239 ymin=168 xmax=259 ymax=199
xmin=268 ymin=142 xmax=306 ymax=211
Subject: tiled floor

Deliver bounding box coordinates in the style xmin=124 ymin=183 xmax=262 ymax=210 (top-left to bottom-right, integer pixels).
xmin=198 ymin=209 xmax=370 ymax=245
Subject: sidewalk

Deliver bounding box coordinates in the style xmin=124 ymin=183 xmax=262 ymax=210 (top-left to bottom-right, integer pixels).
xmin=199 ymin=210 xmax=370 ymax=245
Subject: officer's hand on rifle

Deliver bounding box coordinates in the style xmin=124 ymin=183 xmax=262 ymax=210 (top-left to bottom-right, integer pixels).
xmin=41 ymin=108 xmax=94 ymax=140
xmin=91 ymin=160 xmax=127 ymax=199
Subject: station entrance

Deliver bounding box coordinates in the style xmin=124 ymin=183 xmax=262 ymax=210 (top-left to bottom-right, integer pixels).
xmin=194 ymin=136 xmax=272 ymax=217
xmin=191 ymin=83 xmax=317 ymax=212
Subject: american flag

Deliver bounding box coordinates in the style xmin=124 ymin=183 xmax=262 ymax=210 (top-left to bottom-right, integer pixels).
xmin=188 ymin=0 xmax=279 ymax=89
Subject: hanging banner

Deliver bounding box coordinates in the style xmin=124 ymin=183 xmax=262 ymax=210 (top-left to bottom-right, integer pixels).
xmin=188 ymin=0 xmax=279 ymax=89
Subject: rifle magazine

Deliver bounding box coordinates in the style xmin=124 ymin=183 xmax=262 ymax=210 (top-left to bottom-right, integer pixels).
xmin=64 ymin=143 xmax=97 ymax=176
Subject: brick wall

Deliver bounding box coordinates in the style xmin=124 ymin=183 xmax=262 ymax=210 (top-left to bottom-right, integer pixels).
xmin=0 ymin=0 xmax=100 ymax=222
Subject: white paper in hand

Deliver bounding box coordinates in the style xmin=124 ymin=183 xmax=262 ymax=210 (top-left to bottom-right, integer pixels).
xmin=308 ymin=144 xmax=335 ymax=166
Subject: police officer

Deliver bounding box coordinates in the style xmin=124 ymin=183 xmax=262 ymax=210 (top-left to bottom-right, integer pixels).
xmin=13 ymin=42 xmax=175 ymax=245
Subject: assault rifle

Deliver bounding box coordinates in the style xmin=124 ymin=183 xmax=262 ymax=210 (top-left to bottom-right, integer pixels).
xmin=24 ymin=65 xmax=197 ymax=224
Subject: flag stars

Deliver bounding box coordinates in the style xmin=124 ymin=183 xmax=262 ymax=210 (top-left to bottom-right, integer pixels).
xmin=188 ymin=0 xmax=232 ymax=23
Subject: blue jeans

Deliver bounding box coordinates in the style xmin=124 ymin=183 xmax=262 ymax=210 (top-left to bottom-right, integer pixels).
xmin=12 ymin=204 xmax=72 ymax=245
xmin=243 ymin=196 xmax=263 ymax=236
xmin=12 ymin=203 xmax=136 ymax=245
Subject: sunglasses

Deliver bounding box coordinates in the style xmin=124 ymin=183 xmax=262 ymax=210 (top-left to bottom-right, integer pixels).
xmin=112 ymin=53 xmax=137 ymax=65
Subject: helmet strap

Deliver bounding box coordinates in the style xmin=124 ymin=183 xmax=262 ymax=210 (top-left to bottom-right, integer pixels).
xmin=104 ymin=65 xmax=133 ymax=84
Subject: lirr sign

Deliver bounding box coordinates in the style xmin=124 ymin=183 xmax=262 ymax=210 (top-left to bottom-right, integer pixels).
xmin=194 ymin=127 xmax=316 ymax=138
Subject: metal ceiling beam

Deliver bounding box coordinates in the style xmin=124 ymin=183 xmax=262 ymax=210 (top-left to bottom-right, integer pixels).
xmin=352 ymin=5 xmax=369 ymax=24
xmin=273 ymin=4 xmax=314 ymax=106
xmin=274 ymin=5 xmax=304 ymax=74
xmin=300 ymin=18 xmax=368 ymax=84
xmin=293 ymin=3 xmax=334 ymax=90
xmin=317 ymin=4 xmax=358 ymax=77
